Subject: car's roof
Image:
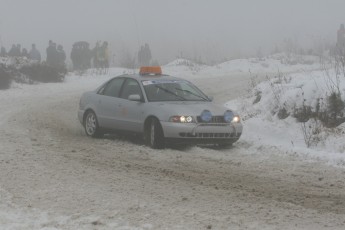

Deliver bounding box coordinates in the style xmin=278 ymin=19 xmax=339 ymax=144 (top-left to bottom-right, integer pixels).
xmin=116 ymin=73 xmax=186 ymax=82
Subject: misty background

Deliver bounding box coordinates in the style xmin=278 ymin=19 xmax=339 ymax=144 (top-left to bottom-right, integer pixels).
xmin=1 ymin=0 xmax=345 ymax=65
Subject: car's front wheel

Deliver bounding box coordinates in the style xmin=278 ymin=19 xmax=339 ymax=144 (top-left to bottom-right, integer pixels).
xmin=146 ymin=118 xmax=165 ymax=149
xmin=84 ymin=111 xmax=103 ymax=138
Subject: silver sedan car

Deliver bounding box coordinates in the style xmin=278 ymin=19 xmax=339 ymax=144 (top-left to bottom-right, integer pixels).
xmin=78 ymin=67 xmax=242 ymax=149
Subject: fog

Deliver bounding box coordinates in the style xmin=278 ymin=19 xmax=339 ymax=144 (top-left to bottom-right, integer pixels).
xmin=1 ymin=0 xmax=345 ymax=64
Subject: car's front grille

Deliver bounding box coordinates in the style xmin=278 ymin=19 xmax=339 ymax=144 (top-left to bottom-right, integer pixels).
xmin=196 ymin=116 xmax=226 ymax=123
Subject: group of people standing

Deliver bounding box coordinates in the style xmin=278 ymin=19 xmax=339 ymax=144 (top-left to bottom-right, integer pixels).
xmin=46 ymin=40 xmax=66 ymax=68
xmin=1 ymin=40 xmax=154 ymax=71
xmin=0 ymin=40 xmax=65 ymax=69
xmin=70 ymin=41 xmax=109 ymax=71
xmin=1 ymin=43 xmax=41 ymax=62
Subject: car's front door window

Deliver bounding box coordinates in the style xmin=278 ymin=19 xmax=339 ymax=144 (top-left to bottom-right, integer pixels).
xmin=120 ymin=79 xmax=143 ymax=100
xmin=102 ymin=78 xmax=125 ymax=97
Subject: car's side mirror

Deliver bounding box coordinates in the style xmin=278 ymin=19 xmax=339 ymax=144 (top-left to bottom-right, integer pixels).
xmin=207 ymin=96 xmax=214 ymax=101
xmin=128 ymin=94 xmax=142 ymax=102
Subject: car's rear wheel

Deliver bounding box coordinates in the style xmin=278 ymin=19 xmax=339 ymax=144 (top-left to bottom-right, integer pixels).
xmin=84 ymin=111 xmax=103 ymax=138
xmin=146 ymin=118 xmax=165 ymax=149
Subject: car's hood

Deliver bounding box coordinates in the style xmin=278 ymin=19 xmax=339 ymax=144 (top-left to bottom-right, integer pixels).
xmin=149 ymin=101 xmax=235 ymax=117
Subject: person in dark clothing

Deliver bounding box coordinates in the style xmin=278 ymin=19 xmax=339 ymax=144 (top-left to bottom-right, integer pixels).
xmin=337 ymin=24 xmax=345 ymax=55
xmin=138 ymin=45 xmax=144 ymax=66
xmin=22 ymin=48 xmax=29 ymax=58
xmin=29 ymin=44 xmax=41 ymax=62
xmin=57 ymin=44 xmax=66 ymax=67
xmin=71 ymin=42 xmax=84 ymax=70
xmin=144 ymin=43 xmax=152 ymax=65
xmin=99 ymin=41 xmax=109 ymax=68
xmin=337 ymin=24 xmax=345 ymax=46
xmin=138 ymin=43 xmax=152 ymax=66
xmin=70 ymin=43 xmax=79 ymax=70
xmin=16 ymin=44 xmax=22 ymax=57
xmin=46 ymin=41 xmax=59 ymax=67
xmin=8 ymin=44 xmax=17 ymax=57
xmin=83 ymin=43 xmax=92 ymax=69
xmin=92 ymin=42 xmax=101 ymax=68
xmin=46 ymin=40 xmax=54 ymax=65
xmin=46 ymin=41 xmax=51 ymax=62
xmin=0 ymin=46 xmax=7 ymax=57
xmin=71 ymin=41 xmax=91 ymax=71
xmin=52 ymin=43 xmax=59 ymax=66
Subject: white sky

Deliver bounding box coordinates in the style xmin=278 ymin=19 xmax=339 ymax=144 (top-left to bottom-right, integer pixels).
xmin=1 ymin=0 xmax=345 ymax=64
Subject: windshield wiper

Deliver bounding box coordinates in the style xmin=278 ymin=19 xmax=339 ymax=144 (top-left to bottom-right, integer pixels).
xmin=154 ymin=85 xmax=186 ymax=101
xmin=174 ymin=88 xmax=209 ymax=101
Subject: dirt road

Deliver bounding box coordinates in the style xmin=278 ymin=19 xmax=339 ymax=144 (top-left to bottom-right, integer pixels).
xmin=1 ymin=74 xmax=345 ymax=229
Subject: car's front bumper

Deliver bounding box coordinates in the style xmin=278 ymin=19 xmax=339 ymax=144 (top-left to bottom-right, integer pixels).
xmin=160 ymin=121 xmax=242 ymax=144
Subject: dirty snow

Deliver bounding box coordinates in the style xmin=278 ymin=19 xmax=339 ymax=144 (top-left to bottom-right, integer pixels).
xmin=1 ymin=55 xmax=345 ymax=229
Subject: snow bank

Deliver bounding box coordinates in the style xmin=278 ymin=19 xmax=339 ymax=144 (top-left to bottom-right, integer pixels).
xmin=226 ymin=68 xmax=345 ymax=166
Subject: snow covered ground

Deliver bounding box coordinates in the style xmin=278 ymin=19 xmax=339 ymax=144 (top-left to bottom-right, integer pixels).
xmin=1 ymin=55 xmax=345 ymax=229
xmin=226 ymin=68 xmax=345 ymax=167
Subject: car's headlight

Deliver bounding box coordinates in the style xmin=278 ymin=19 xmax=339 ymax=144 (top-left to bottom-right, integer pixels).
xmin=169 ymin=115 xmax=194 ymax=123
xmin=200 ymin=110 xmax=212 ymax=122
xmin=224 ymin=110 xmax=234 ymax=123
xmin=232 ymin=115 xmax=241 ymax=123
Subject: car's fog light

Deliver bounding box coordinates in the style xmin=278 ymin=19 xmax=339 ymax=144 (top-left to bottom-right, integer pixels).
xmin=224 ymin=110 xmax=234 ymax=123
xmin=200 ymin=110 xmax=212 ymax=122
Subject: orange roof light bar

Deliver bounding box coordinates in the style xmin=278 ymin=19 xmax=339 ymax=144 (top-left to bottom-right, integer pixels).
xmin=139 ymin=66 xmax=162 ymax=75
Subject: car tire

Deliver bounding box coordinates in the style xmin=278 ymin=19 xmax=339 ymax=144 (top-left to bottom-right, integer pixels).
xmin=146 ymin=118 xmax=165 ymax=149
xmin=84 ymin=111 xmax=103 ymax=138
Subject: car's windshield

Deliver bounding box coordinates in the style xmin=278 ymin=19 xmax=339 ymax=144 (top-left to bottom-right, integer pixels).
xmin=142 ymin=80 xmax=209 ymax=102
